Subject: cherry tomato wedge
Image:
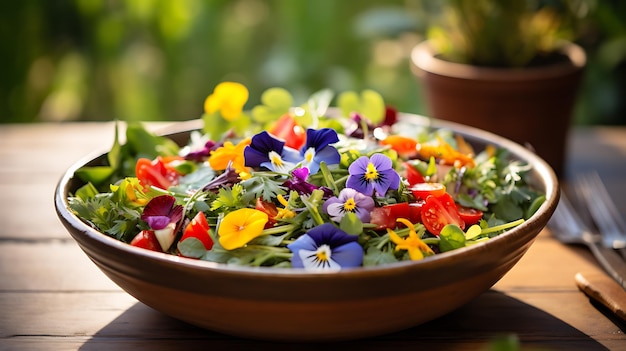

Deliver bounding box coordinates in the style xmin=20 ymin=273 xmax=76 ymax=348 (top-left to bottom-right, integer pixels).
xmin=456 ymin=205 xmax=484 ymax=226
xmin=373 ymin=202 xmax=425 ymax=230
xmin=403 ymin=161 xmax=425 ymax=186
xmin=408 ymin=201 xmax=425 ymax=224
xmin=384 ymin=202 xmax=410 ymax=221
xmin=179 ymin=212 xmax=213 ymax=252
xmin=135 ymin=157 xmax=180 ymax=190
xmin=269 ymin=114 xmax=306 ymax=150
xmin=410 ymin=182 xmax=446 ymax=200
xmin=421 ymin=193 xmax=465 ymax=235
xmin=130 ymin=230 xmax=162 ymax=252
xmin=369 ymin=207 xmax=396 ymax=230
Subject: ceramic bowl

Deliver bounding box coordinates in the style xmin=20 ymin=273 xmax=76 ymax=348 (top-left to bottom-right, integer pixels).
xmin=55 ymin=115 xmax=559 ymax=342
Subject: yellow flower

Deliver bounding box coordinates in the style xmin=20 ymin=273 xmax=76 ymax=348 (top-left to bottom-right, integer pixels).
xmin=204 ymin=82 xmax=249 ymax=121
xmin=275 ymin=194 xmax=296 ymax=220
xmin=111 ymin=178 xmax=150 ymax=207
xmin=208 ymin=138 xmax=251 ymax=174
xmin=387 ymin=218 xmax=434 ymax=261
xmin=218 ymin=208 xmax=269 ymax=250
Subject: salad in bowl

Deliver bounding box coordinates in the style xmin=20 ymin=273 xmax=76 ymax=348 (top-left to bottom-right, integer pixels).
xmin=67 ymin=82 xmax=545 ymax=272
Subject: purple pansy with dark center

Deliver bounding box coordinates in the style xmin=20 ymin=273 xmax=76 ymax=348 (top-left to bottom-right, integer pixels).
xmin=322 ymin=188 xmax=375 ymax=223
xmin=287 ymin=223 xmax=363 ymax=271
xmin=346 ymin=153 xmax=400 ymax=196
xmin=283 ymin=167 xmax=333 ymax=198
xmin=244 ymin=131 xmax=303 ymax=173
xmin=300 ymin=128 xmax=340 ymax=174
xmin=140 ymin=195 xmax=183 ymax=230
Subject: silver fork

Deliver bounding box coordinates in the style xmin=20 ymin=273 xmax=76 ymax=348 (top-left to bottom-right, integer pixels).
xmin=549 ymin=191 xmax=626 ymax=289
xmin=574 ymin=172 xmax=626 ymax=259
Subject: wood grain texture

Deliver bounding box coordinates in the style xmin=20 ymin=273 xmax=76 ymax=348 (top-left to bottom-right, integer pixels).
xmin=1 ymin=123 xmax=625 ymax=350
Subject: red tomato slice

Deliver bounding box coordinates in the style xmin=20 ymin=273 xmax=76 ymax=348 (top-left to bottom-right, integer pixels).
xmin=369 ymin=207 xmax=396 ymax=230
xmin=135 ymin=157 xmax=180 ymax=190
xmin=383 ymin=202 xmax=410 ymax=221
xmin=403 ymin=161 xmax=425 ymax=186
xmin=421 ymin=193 xmax=465 ymax=235
xmin=130 ymin=230 xmax=162 ymax=252
xmin=408 ymin=201 xmax=425 ymax=224
xmin=456 ymin=205 xmax=484 ymax=226
xmin=180 ymin=212 xmax=213 ymax=251
xmin=269 ymin=114 xmax=306 ymax=150
xmin=410 ymin=182 xmax=446 ymax=200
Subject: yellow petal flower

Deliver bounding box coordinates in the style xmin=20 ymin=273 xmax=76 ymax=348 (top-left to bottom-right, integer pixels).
xmin=387 ymin=218 xmax=434 ymax=261
xmin=218 ymin=208 xmax=269 ymax=250
xmin=208 ymin=138 xmax=251 ymax=173
xmin=204 ymin=82 xmax=249 ymax=121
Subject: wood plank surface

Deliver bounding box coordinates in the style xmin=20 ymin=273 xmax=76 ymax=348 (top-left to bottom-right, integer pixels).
xmin=1 ymin=122 xmax=625 ymax=350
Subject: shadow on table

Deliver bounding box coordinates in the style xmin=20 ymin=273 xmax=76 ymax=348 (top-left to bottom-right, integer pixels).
xmin=78 ymin=290 xmax=609 ymax=351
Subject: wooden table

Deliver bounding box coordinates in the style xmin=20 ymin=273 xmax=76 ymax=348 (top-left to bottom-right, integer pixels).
xmin=1 ymin=122 xmax=625 ymax=350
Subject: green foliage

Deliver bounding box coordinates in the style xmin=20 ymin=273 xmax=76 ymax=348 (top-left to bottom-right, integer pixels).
xmin=439 ymin=224 xmax=466 ymax=252
xmin=426 ymin=0 xmax=590 ymax=67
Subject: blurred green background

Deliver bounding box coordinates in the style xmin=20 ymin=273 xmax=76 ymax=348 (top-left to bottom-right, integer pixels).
xmin=2 ymin=0 xmax=625 ymax=125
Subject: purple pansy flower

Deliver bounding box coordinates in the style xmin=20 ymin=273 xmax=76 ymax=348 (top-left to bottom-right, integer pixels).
xmin=287 ymin=223 xmax=363 ymax=271
xmin=283 ymin=167 xmax=333 ymax=197
xmin=300 ymin=128 xmax=340 ymax=174
xmin=140 ymin=195 xmax=183 ymax=230
xmin=244 ymin=131 xmax=303 ymax=173
xmin=322 ymin=188 xmax=375 ymax=223
xmin=346 ymin=153 xmax=400 ymax=196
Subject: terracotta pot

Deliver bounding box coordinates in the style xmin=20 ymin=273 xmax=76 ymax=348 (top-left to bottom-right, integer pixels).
xmin=411 ymin=40 xmax=586 ymax=177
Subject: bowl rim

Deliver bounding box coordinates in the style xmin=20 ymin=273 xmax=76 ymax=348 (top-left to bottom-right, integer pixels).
xmin=55 ymin=112 xmax=559 ymax=280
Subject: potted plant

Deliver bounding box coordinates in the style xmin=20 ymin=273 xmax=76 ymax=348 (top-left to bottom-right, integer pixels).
xmin=411 ymin=0 xmax=589 ymax=177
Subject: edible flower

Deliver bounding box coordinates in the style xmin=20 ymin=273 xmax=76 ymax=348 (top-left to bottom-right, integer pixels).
xmin=287 ymin=223 xmax=363 ymax=271
xmin=244 ymin=131 xmax=303 ymax=173
xmin=208 ymin=137 xmax=251 ymax=174
xmin=181 ymin=131 xmax=217 ymax=161
xmin=110 ymin=177 xmax=151 ymax=207
xmin=346 ymin=153 xmax=401 ymax=196
xmin=218 ymin=208 xmax=269 ymax=250
xmin=204 ymin=81 xmax=249 ymax=121
xmin=417 ymin=136 xmax=475 ymax=167
xmin=202 ymin=164 xmax=241 ymax=192
xmin=380 ymin=135 xmax=418 ymax=158
xmin=140 ymin=195 xmax=183 ymax=230
xmin=283 ymin=167 xmax=333 ymax=197
xmin=387 ymin=218 xmax=434 ymax=261
xmin=299 ymin=128 xmax=340 ymax=174
xmin=322 ymin=188 xmax=375 ymax=223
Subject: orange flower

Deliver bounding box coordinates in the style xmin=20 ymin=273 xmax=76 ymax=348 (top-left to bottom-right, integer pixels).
xmin=417 ymin=137 xmax=475 ymax=167
xmin=218 ymin=208 xmax=269 ymax=250
xmin=381 ymin=135 xmax=418 ymax=157
xmin=208 ymin=138 xmax=251 ymax=174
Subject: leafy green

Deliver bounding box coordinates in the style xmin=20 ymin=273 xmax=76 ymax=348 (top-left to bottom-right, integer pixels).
xmin=337 ymin=89 xmax=385 ymax=124
xmin=439 ymin=224 xmax=466 ymax=252
xmin=75 ymin=122 xmax=180 ymax=190
xmin=251 ymin=87 xmax=293 ymax=123
xmin=340 ymin=212 xmax=363 ymax=235
xmin=240 ymin=173 xmax=286 ymax=204
xmin=210 ymin=184 xmax=245 ymax=211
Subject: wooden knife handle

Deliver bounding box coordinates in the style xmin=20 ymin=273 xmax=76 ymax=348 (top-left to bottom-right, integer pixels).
xmin=575 ymin=271 xmax=626 ymax=322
